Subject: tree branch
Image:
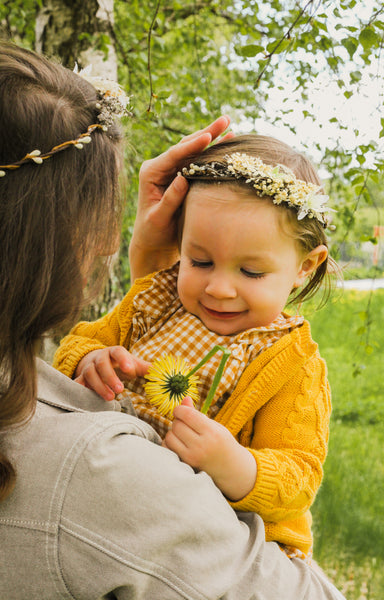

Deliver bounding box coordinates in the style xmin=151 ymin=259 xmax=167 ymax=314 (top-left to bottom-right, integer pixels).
xmin=147 ymin=0 xmax=161 ymax=112
xmin=254 ymin=0 xmax=318 ymax=89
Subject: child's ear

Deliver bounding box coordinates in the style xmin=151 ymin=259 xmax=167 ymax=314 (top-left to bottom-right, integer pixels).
xmin=293 ymin=245 xmax=328 ymax=288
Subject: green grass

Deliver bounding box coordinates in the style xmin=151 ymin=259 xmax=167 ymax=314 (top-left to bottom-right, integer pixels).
xmin=301 ymin=288 xmax=384 ymax=599
xmin=304 ymin=288 xmax=384 ymax=424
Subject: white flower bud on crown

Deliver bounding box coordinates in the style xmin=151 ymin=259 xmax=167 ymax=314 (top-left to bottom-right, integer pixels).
xmin=0 ymin=124 xmax=103 ymax=176
xmin=74 ymin=63 xmax=131 ymax=128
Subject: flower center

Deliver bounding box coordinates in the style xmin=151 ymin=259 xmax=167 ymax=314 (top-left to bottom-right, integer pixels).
xmin=166 ymin=373 xmax=189 ymax=397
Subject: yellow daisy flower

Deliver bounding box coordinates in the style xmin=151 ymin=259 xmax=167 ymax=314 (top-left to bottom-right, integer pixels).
xmin=144 ymin=354 xmax=200 ymax=417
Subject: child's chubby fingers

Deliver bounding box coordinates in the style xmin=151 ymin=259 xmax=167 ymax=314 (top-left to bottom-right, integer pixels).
xmin=163 ymin=424 xmax=199 ymax=467
xmin=180 ymin=396 xmax=194 ymax=408
xmin=164 ymin=406 xmax=213 ymax=468
xmin=75 ymin=361 xmax=117 ymax=402
xmin=75 ymin=347 xmax=150 ymax=402
xmin=167 ymin=416 xmax=199 ymax=448
xmin=169 ymin=405 xmax=237 ymax=466
xmin=172 ymin=402 xmax=210 ymax=434
xmin=109 ymin=346 xmax=150 ymax=380
xmin=91 ymin=347 xmax=150 ymax=398
xmin=82 ymin=348 xmax=125 ymax=394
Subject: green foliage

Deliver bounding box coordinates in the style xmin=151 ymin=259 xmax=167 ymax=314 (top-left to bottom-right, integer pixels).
xmin=327 ymin=169 xmax=384 ymax=277
xmin=313 ymin=424 xmax=384 ymax=559
xmin=2 ymin=1 xmax=383 ymax=168
xmin=111 ymin=1 xmax=384 ymax=292
xmin=2 ymin=0 xmax=384 ymax=304
xmin=0 ymin=0 xmax=38 ymax=45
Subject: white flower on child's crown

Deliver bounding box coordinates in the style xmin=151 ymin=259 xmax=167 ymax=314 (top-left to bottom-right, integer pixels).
xmin=297 ymin=192 xmax=330 ymax=221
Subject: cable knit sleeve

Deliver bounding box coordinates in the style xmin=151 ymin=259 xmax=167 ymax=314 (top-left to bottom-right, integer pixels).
xmin=53 ymin=275 xmax=155 ymax=378
xmin=217 ymin=322 xmax=331 ymax=522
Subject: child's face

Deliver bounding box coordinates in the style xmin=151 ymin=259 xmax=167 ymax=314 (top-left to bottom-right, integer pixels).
xmin=177 ymin=185 xmax=314 ymax=335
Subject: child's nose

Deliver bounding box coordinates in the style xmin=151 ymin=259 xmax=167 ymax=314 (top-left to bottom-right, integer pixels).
xmin=205 ymin=273 xmax=237 ymax=299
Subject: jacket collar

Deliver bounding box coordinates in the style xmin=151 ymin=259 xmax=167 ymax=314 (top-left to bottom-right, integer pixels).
xmin=36 ymin=358 xmax=134 ymax=415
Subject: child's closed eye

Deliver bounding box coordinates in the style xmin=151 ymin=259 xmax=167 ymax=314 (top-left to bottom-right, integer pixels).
xmin=240 ymin=268 xmax=266 ymax=279
xmin=190 ymin=258 xmax=213 ymax=268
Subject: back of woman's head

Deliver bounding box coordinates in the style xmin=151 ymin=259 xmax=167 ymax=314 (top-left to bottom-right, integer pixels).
xmin=0 ymin=43 xmax=123 ymax=500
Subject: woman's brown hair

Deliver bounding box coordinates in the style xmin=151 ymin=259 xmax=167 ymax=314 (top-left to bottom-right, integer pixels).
xmin=181 ymin=133 xmax=338 ymax=305
xmin=0 ymin=43 xmax=123 ymax=500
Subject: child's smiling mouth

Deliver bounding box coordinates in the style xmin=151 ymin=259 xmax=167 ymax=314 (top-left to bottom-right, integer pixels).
xmin=201 ymin=305 xmax=244 ymax=320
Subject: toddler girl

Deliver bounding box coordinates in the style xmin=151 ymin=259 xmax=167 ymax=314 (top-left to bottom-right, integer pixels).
xmin=54 ymin=134 xmax=336 ymax=561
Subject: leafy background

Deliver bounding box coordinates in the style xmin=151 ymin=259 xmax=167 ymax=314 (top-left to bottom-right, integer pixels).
xmin=2 ymin=0 xmax=383 ymax=298
xmin=1 ymin=1 xmax=384 ymax=596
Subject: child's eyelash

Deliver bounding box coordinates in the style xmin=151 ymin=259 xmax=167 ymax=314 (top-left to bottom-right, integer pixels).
xmin=190 ymin=259 xmax=212 ymax=268
xmin=190 ymin=260 xmax=265 ymax=279
xmin=240 ymin=268 xmax=265 ymax=279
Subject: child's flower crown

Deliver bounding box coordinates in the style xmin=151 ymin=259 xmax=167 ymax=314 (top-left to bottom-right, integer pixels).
xmin=0 ymin=67 xmax=130 ymax=178
xmin=181 ymin=153 xmax=333 ymax=227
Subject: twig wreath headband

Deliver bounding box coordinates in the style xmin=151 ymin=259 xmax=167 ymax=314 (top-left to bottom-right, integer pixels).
xmin=0 ymin=67 xmax=130 ymax=178
xmin=181 ymin=153 xmax=333 ymax=227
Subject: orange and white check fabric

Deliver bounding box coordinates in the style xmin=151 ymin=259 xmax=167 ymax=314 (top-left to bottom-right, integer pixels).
xmin=117 ymin=263 xmax=303 ymax=438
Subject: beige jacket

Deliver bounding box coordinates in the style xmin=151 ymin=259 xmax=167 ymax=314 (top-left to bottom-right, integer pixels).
xmin=0 ymin=360 xmax=345 ymax=600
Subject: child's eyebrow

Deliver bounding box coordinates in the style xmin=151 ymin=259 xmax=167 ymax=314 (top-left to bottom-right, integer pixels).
xmin=188 ymin=242 xmax=207 ymax=251
xmin=187 ymin=240 xmax=276 ymax=264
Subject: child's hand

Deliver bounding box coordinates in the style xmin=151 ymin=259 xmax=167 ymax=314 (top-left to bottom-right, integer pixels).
xmin=163 ymin=398 xmax=257 ymax=502
xmin=74 ymin=346 xmax=150 ymax=402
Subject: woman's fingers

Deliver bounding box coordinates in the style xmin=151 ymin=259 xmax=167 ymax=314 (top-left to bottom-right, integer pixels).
xmin=179 ymin=115 xmax=231 ymax=144
xmin=140 ymin=115 xmax=232 ymax=185
xmin=150 ymin=174 xmax=188 ymax=225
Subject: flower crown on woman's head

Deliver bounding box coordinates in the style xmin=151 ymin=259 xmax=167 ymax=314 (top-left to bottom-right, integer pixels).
xmin=73 ymin=64 xmax=131 ymax=129
xmin=181 ymin=152 xmax=334 ymax=227
xmin=0 ymin=66 xmax=131 ymax=178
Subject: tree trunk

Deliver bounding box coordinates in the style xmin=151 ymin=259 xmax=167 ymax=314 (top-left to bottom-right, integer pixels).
xmin=35 ymin=0 xmax=117 ymax=79
xmin=35 ymin=0 xmax=119 ymax=361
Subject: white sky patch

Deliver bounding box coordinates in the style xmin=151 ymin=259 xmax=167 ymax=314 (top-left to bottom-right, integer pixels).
xmin=227 ymin=1 xmax=384 ymax=168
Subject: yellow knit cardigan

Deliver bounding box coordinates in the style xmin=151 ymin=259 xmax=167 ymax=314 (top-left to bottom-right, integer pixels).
xmin=54 ymin=272 xmax=331 ymax=556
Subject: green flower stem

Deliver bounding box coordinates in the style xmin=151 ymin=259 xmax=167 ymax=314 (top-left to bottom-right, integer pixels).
xmin=186 ymin=345 xmax=231 ymax=415
xmin=201 ymin=350 xmax=231 ymax=414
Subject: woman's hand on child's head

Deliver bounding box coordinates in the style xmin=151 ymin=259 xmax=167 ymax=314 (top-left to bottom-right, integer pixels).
xmin=74 ymin=347 xmax=150 ymax=402
xmin=130 ymin=116 xmax=232 ymax=280
xmin=138 ymin=115 xmax=232 ymax=226
xmin=163 ymin=397 xmax=257 ymax=502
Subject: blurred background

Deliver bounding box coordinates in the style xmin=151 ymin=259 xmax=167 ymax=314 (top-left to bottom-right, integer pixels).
xmin=2 ymin=2 xmax=383 ymax=596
